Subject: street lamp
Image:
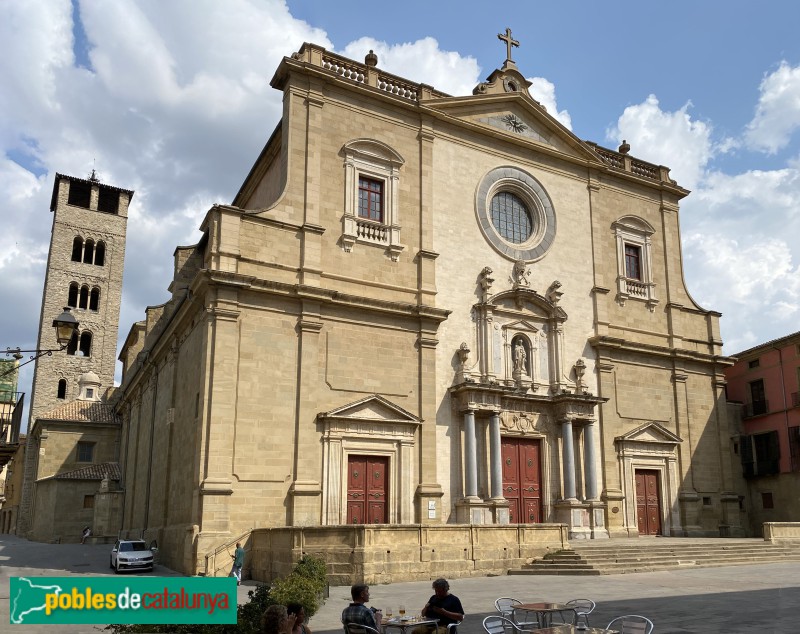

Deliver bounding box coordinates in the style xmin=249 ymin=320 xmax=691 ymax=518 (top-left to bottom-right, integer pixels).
xmin=1 ymin=307 xmax=80 ymax=379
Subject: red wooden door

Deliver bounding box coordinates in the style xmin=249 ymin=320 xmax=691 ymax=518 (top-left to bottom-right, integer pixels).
xmin=635 ymin=469 xmax=661 ymax=535
xmin=502 ymin=438 xmax=542 ymax=523
xmin=346 ymin=455 xmax=388 ymax=524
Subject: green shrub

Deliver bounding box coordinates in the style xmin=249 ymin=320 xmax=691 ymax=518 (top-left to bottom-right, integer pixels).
xmin=106 ymin=556 xmax=327 ymax=633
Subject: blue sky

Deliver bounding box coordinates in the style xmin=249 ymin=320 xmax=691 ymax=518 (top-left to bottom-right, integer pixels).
xmin=2 ymin=0 xmax=800 ymax=423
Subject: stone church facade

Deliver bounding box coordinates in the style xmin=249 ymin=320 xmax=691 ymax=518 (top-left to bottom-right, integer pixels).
xmin=115 ymin=40 xmax=742 ymax=575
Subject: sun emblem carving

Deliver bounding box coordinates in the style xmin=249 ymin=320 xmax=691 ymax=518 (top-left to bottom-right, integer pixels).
xmin=501 ymin=114 xmax=527 ymax=133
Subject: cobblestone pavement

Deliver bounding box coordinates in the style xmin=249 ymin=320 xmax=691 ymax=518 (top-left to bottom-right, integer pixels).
xmin=3 ymin=534 xmax=800 ymax=633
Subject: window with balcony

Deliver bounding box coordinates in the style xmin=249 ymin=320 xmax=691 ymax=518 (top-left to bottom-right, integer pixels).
xmin=741 ymin=430 xmax=780 ymax=478
xmin=340 ymin=139 xmax=404 ymax=261
xmin=747 ymin=379 xmax=768 ymax=417
xmin=612 ymin=216 xmax=658 ymax=311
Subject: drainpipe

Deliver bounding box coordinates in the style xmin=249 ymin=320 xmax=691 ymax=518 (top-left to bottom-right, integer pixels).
xmin=772 ymin=345 xmax=791 ymax=470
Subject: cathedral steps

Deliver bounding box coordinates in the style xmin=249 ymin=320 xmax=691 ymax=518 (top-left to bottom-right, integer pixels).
xmin=508 ymin=539 xmax=800 ymax=576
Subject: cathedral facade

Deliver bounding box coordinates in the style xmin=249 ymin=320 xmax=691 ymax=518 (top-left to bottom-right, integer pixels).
xmin=115 ymin=40 xmax=742 ymax=575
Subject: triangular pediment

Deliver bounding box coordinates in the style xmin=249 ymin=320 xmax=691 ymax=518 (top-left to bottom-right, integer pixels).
xmin=503 ymin=319 xmax=540 ymax=333
xmin=424 ymin=93 xmax=603 ymax=165
xmin=319 ymin=395 xmax=421 ymax=425
xmin=617 ymin=421 xmax=683 ymax=445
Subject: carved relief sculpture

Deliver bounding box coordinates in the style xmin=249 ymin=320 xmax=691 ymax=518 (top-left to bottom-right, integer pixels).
xmin=547 ymin=280 xmax=563 ymax=305
xmin=511 ymin=259 xmax=531 ymax=288
xmin=573 ymin=358 xmax=586 ymax=393
xmin=479 ymin=266 xmax=494 ymax=302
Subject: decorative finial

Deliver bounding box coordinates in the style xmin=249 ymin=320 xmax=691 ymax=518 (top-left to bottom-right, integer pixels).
xmin=618 ymin=139 xmax=630 ymax=155
xmin=497 ymin=28 xmax=520 ymax=63
xmin=365 ymin=49 xmax=378 ymax=67
xmin=88 ymin=168 xmax=99 ymax=183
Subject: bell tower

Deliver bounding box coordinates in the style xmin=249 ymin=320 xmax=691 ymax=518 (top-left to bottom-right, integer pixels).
xmin=17 ymin=172 xmax=132 ymax=538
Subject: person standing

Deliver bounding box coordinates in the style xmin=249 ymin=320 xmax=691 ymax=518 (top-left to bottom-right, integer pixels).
xmin=341 ymin=584 xmax=381 ymax=631
xmin=230 ymin=542 xmax=245 ymax=585
xmin=413 ymin=578 xmax=464 ymax=634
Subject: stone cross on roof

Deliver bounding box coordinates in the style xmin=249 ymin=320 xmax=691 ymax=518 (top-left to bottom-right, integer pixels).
xmin=497 ymin=27 xmax=519 ymax=63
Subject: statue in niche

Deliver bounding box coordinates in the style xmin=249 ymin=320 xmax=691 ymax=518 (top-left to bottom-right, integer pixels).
xmin=513 ymin=339 xmax=527 ymax=373
xmin=479 ymin=266 xmax=494 ymax=301
xmin=511 ymin=259 xmax=530 ymax=288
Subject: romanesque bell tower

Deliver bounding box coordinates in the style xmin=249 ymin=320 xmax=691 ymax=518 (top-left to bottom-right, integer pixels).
xmin=17 ymin=172 xmax=132 ymax=538
xmin=28 ymin=172 xmax=132 ymax=421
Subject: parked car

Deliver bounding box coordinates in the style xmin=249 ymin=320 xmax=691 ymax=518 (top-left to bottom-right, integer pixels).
xmin=110 ymin=539 xmax=155 ymax=574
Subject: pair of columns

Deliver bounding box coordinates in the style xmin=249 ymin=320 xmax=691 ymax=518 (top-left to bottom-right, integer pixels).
xmin=461 ymin=411 xmax=599 ymax=502
xmin=462 ymin=410 xmax=503 ymax=500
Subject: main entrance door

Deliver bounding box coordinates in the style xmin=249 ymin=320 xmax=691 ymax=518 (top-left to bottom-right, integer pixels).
xmin=501 ymin=438 xmax=542 ymax=523
xmin=346 ymin=455 xmax=388 ymax=524
xmin=635 ymin=469 xmax=661 ymax=535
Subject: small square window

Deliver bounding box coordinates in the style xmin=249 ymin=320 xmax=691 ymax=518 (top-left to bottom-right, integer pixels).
xmin=762 ymin=492 xmax=774 ymax=509
xmin=83 ymin=495 xmax=95 ymax=509
xmin=77 ymin=442 xmax=94 ymax=463
xmin=748 ymin=359 xmax=760 ymax=369
xmin=702 ymin=496 xmax=711 ymax=506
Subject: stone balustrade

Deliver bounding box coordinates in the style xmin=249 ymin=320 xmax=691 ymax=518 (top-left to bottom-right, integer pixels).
xmin=586 ymin=142 xmax=672 ymax=184
xmin=764 ymin=522 xmax=800 ymax=542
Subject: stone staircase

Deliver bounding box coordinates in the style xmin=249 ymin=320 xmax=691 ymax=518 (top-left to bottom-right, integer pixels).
xmin=509 ymin=538 xmax=800 ymax=576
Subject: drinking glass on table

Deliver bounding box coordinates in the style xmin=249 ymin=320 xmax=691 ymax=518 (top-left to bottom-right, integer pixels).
xmin=399 ymin=604 xmax=406 ymax=617
xmin=386 ymin=608 xmax=393 ymax=618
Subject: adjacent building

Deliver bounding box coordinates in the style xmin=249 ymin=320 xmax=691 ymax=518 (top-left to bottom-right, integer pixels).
xmin=113 ymin=40 xmax=741 ymax=576
xmin=725 ymin=331 xmax=800 ymax=531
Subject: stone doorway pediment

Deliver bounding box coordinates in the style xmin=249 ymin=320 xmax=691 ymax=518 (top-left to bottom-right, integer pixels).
xmin=616 ymin=421 xmax=682 ymax=446
xmin=318 ymin=395 xmax=421 ymax=426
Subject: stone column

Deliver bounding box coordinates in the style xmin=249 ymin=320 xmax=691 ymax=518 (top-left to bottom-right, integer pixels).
xmin=463 ymin=410 xmax=479 ymax=499
xmin=489 ymin=412 xmax=503 ymax=499
xmin=561 ymin=418 xmax=577 ymax=501
xmin=583 ymin=421 xmax=599 ymax=501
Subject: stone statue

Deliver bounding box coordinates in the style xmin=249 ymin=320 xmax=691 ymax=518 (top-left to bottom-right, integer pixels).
xmin=479 ymin=267 xmax=494 ymax=301
xmin=513 ymin=340 xmax=527 ymax=373
xmin=547 ymin=280 xmax=563 ymax=304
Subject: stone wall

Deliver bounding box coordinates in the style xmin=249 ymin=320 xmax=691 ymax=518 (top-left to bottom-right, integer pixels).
xmin=763 ymin=522 xmax=800 ymax=541
xmin=205 ymin=524 xmax=568 ymax=585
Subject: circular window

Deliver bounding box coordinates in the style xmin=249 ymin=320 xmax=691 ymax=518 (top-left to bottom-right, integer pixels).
xmin=475 ymin=166 xmax=556 ymax=261
xmin=490 ymin=192 xmax=532 ymax=243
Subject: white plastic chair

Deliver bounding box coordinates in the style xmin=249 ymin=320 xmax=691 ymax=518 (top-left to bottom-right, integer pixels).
xmin=606 ymin=614 xmax=654 ymax=634
xmin=344 ymin=624 xmax=382 ymax=634
xmin=494 ymin=598 xmax=538 ymax=629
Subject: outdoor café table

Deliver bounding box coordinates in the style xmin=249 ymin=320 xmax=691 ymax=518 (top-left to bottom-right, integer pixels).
xmin=382 ymin=616 xmax=439 ymax=634
xmin=535 ymin=624 xmax=619 ymax=634
xmin=514 ymin=603 xmax=578 ymax=628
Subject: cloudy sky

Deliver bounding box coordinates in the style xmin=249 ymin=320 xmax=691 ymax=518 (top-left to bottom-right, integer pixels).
xmin=2 ymin=0 xmax=800 ymax=415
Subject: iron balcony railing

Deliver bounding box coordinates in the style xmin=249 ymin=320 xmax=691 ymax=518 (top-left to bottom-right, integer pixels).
xmin=743 ymin=399 xmax=769 ymax=418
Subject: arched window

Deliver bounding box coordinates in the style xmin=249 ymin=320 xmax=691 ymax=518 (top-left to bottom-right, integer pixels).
xmin=66 ymin=332 xmax=78 ymax=356
xmin=79 ymin=285 xmax=89 ymax=309
xmin=83 ymin=239 xmax=95 ymax=264
xmin=89 ymin=287 xmax=100 ymax=311
xmin=79 ymin=331 xmax=92 ymax=357
xmin=71 ymin=237 xmax=83 ymax=262
xmin=94 ymin=241 xmax=105 ymax=266
xmin=67 ymin=283 xmax=79 ymax=308
xmin=57 ymin=379 xmax=67 ymax=399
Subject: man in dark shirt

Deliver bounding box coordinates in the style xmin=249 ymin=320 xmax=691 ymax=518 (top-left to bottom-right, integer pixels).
xmin=342 ymin=584 xmax=381 ymax=632
xmin=413 ymin=578 xmax=464 ymax=634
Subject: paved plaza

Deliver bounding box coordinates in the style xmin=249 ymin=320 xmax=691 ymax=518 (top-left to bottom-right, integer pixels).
xmin=2 ymin=534 xmax=799 ymax=632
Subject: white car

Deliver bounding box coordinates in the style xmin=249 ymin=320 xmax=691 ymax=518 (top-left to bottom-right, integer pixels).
xmin=110 ymin=539 xmax=155 ymax=574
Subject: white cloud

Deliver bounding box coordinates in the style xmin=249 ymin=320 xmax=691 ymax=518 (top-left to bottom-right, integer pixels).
xmin=528 ymin=77 xmax=572 ymax=130
xmin=745 ymin=61 xmax=800 ymax=154
xmin=606 ymin=94 xmax=713 ymax=190
xmin=340 ymin=36 xmax=480 ymax=97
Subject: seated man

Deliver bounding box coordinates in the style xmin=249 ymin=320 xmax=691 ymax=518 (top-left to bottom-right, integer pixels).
xmin=342 ymin=584 xmax=380 ymax=633
xmin=413 ymin=578 xmax=464 ymax=634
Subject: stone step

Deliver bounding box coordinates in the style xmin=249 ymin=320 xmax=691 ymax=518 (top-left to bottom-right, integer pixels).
xmin=509 ymin=541 xmax=800 ymax=576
